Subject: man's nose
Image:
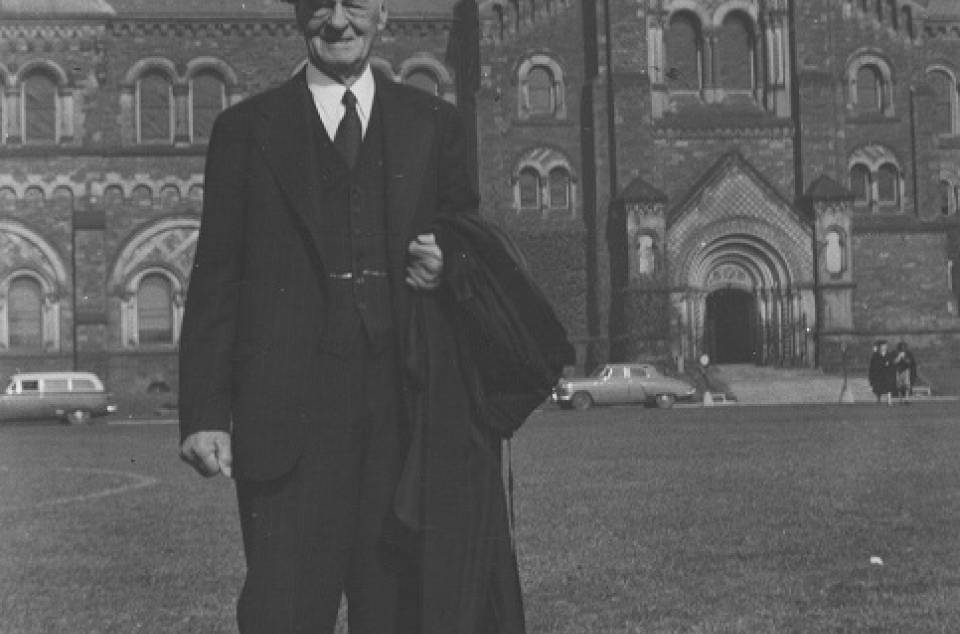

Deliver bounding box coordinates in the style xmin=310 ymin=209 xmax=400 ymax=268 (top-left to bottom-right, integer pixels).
xmin=328 ymin=2 xmax=349 ymax=28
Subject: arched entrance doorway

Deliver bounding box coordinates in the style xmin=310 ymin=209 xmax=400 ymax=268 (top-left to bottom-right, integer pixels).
xmin=705 ymin=288 xmax=756 ymax=363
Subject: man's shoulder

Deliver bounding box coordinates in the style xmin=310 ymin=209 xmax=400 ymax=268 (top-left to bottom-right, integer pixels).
xmin=375 ymin=73 xmax=458 ymax=117
xmin=216 ymin=77 xmax=303 ymax=128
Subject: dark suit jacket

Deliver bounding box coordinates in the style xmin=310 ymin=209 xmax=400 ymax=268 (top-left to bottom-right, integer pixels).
xmin=179 ymin=69 xmax=478 ymax=481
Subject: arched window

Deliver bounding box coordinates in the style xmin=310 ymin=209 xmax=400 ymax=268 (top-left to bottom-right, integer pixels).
xmin=887 ymin=0 xmax=898 ymax=29
xmin=24 ymin=186 xmax=44 ymax=208
xmin=519 ymin=168 xmax=540 ymax=209
xmin=518 ymin=56 xmax=565 ymax=119
xmin=527 ymin=66 xmax=554 ymax=114
xmin=131 ymin=184 xmax=153 ymax=207
xmin=927 ymin=70 xmax=955 ymax=135
xmin=509 ymin=0 xmax=520 ymax=32
xmin=856 ymin=65 xmax=883 ymax=112
xmin=824 ymin=230 xmax=844 ymax=275
xmin=23 ymin=71 xmax=57 ymax=144
xmin=548 ymin=167 xmax=570 ymax=209
xmin=901 ymin=6 xmax=914 ymax=38
xmin=160 ymin=185 xmax=181 ymax=208
xmin=0 ymin=188 xmax=16 ymax=211
xmin=138 ymin=71 xmax=172 ymax=143
xmin=51 ymin=186 xmax=73 ymax=213
xmin=138 ymin=274 xmax=173 ymax=344
xmin=717 ymin=12 xmax=754 ymax=91
xmin=191 ymin=71 xmax=225 ymax=142
xmin=851 ymin=164 xmax=872 ymax=205
xmin=877 ymin=163 xmax=899 ymax=205
xmin=665 ymin=11 xmax=702 ymax=91
xmin=188 ymin=184 xmax=204 ymax=209
xmin=103 ymin=185 xmax=124 ymax=208
xmin=404 ymin=68 xmax=440 ymax=96
xmin=8 ymin=276 xmax=43 ymax=350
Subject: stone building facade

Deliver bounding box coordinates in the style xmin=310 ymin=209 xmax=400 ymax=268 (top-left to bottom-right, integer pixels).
xmin=0 ymin=0 xmax=959 ymax=406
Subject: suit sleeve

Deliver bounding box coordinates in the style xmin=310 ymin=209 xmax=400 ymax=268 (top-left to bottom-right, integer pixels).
xmin=178 ymin=109 xmax=250 ymax=442
xmin=435 ymin=101 xmax=480 ymax=218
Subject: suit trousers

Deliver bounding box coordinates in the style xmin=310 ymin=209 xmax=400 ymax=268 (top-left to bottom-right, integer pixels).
xmin=234 ymin=335 xmax=413 ymax=634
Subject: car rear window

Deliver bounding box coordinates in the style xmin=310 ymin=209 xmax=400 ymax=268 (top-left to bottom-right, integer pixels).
xmin=45 ymin=379 xmax=69 ymax=392
xmin=71 ymin=379 xmax=98 ymax=392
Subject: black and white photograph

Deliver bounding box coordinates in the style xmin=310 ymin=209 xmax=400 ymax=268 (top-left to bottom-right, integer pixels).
xmin=2 ymin=0 xmax=960 ymax=632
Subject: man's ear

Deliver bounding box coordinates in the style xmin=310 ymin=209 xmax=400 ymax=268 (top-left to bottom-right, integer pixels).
xmin=377 ymin=2 xmax=388 ymax=31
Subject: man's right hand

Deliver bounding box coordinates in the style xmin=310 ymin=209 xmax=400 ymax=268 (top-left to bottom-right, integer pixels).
xmin=180 ymin=431 xmax=233 ymax=478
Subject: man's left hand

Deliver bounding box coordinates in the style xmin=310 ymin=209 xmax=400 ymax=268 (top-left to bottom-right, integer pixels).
xmin=406 ymin=233 xmax=443 ymax=290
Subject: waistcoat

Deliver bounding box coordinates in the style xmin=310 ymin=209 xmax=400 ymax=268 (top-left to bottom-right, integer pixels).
xmin=310 ymin=97 xmax=394 ymax=354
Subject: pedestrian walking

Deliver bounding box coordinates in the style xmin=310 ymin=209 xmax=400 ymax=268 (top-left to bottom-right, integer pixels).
xmin=893 ymin=341 xmax=918 ymax=404
xmin=868 ymin=339 xmax=896 ymax=405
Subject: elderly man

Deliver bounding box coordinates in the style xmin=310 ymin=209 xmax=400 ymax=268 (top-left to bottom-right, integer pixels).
xmin=177 ymin=0 xmax=478 ymax=631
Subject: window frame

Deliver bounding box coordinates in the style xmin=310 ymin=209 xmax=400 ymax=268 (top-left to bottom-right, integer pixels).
xmin=189 ymin=70 xmax=226 ymax=144
xmin=21 ymin=70 xmax=59 ymax=145
xmin=136 ymin=70 xmax=175 ymax=145
xmin=7 ymin=275 xmax=44 ymax=351
xmin=517 ymin=55 xmax=567 ymax=121
xmin=135 ymin=271 xmax=176 ymax=346
xmin=847 ymin=54 xmax=895 ymax=117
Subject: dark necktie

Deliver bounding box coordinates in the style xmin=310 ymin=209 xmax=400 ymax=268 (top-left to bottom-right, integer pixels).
xmin=334 ymin=89 xmax=361 ymax=169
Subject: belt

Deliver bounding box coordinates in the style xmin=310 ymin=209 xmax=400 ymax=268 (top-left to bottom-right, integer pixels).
xmin=327 ymin=269 xmax=388 ymax=280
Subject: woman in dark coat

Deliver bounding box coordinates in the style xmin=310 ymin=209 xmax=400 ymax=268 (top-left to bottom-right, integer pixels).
xmin=868 ymin=340 xmax=895 ymax=405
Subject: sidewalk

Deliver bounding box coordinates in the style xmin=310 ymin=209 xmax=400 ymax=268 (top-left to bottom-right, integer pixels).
xmin=704 ymin=364 xmax=958 ymax=406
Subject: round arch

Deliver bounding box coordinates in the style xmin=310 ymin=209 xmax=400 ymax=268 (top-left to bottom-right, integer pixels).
xmin=109 ymin=216 xmax=200 ymax=293
xmin=14 ymin=59 xmax=70 ymax=87
xmin=184 ymin=57 xmax=240 ymax=86
xmin=672 ymin=219 xmax=812 ymax=367
xmin=122 ymin=57 xmax=179 ymax=87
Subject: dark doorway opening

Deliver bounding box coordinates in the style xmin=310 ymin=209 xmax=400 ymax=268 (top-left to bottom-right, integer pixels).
xmin=706 ymin=289 xmax=756 ymax=363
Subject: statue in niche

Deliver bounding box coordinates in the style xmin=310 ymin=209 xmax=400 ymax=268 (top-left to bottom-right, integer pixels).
xmin=824 ymin=230 xmax=843 ymax=275
xmin=634 ymin=233 xmax=657 ymax=277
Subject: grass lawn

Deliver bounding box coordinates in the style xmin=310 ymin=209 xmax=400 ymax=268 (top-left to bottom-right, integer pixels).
xmin=2 ymin=402 xmax=960 ymax=633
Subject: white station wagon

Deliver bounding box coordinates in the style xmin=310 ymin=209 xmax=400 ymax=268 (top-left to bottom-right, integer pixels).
xmin=0 ymin=372 xmax=118 ymax=424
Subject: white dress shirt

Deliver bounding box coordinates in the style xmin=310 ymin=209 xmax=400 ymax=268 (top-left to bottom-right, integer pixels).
xmin=305 ymin=63 xmax=376 ymax=141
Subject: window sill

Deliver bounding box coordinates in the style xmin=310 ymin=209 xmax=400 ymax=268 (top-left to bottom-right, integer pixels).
xmin=846 ymin=112 xmax=899 ymax=125
xmin=936 ymin=135 xmax=960 ymax=150
xmin=513 ymin=117 xmax=573 ymax=127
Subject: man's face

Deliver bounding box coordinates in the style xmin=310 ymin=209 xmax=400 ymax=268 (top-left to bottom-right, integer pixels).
xmin=295 ymin=0 xmax=387 ymax=83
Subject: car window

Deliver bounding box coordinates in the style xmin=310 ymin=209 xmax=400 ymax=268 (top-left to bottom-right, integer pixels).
xmin=21 ymin=380 xmax=39 ymax=392
xmin=4 ymin=381 xmax=14 ymax=395
xmin=71 ymin=379 xmax=97 ymax=392
xmin=629 ymin=366 xmax=649 ymax=378
xmin=46 ymin=379 xmax=69 ymax=392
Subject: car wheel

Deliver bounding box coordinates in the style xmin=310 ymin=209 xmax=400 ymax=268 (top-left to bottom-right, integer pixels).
xmin=65 ymin=409 xmax=92 ymax=425
xmin=655 ymin=394 xmax=676 ymax=409
xmin=570 ymin=392 xmax=593 ymax=410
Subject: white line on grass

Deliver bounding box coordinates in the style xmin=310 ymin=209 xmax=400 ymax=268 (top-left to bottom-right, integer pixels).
xmin=0 ymin=467 xmax=159 ymax=513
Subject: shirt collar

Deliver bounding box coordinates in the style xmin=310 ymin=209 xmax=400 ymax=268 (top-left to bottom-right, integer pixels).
xmin=305 ymin=63 xmax=376 ymax=137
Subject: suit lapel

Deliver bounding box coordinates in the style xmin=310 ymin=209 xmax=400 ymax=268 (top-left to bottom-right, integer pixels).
xmin=252 ymin=71 xmax=435 ymax=292
xmin=253 ymin=72 xmax=329 ymax=264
